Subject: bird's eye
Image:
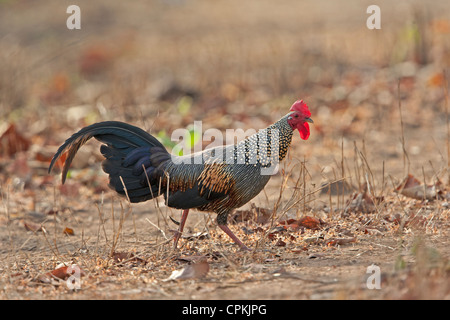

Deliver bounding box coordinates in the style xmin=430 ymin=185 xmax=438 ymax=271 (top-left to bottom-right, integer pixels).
xmin=294 ymin=114 xmax=298 ymax=118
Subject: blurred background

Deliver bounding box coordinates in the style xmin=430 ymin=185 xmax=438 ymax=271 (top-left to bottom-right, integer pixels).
xmin=0 ymin=0 xmax=450 ymax=196
xmin=1 ymin=0 xmax=450 ymax=300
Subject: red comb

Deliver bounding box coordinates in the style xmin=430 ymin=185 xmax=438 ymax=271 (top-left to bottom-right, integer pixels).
xmin=290 ymin=100 xmax=311 ymax=117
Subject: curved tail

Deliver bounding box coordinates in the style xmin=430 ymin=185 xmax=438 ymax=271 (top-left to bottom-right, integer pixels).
xmin=48 ymin=121 xmax=171 ymax=203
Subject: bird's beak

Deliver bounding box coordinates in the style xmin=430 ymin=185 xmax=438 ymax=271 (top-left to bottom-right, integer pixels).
xmin=305 ymin=117 xmax=314 ymax=124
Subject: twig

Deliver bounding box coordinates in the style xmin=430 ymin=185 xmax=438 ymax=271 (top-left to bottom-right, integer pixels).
xmin=397 ymin=79 xmax=410 ymax=175
xmin=146 ymin=218 xmax=170 ymax=240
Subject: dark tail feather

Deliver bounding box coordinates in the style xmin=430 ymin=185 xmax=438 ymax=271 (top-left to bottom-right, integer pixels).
xmin=48 ymin=121 xmax=170 ymax=203
xmin=100 ymin=144 xmax=169 ymax=203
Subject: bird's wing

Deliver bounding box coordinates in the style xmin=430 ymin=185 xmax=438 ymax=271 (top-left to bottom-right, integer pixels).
xmin=163 ymin=150 xmax=235 ymax=210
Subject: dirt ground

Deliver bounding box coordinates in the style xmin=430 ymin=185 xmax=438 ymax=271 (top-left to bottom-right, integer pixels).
xmin=1 ymin=0 xmax=449 ymax=300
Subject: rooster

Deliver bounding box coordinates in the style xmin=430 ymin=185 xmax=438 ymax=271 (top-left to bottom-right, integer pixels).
xmin=49 ymin=100 xmax=313 ymax=250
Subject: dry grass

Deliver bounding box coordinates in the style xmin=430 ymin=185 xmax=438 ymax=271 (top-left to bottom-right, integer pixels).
xmin=1 ymin=0 xmax=450 ymax=300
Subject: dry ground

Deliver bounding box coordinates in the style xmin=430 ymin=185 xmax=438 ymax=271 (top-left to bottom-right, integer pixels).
xmin=1 ymin=0 xmax=450 ymax=300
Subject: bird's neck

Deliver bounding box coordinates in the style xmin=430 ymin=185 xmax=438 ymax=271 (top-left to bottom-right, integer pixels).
xmin=268 ymin=115 xmax=294 ymax=162
xmin=233 ymin=115 xmax=293 ymax=167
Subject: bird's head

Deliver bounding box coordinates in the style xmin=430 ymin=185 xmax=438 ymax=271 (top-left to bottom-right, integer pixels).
xmin=287 ymin=100 xmax=313 ymax=140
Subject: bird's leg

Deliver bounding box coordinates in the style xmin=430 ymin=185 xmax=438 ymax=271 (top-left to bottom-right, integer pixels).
xmin=173 ymin=209 xmax=189 ymax=249
xmin=218 ymin=224 xmax=250 ymax=251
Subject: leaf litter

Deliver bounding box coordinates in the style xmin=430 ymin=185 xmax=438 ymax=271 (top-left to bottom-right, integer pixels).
xmin=164 ymin=257 xmax=210 ymax=281
xmin=1 ymin=1 xmax=450 ymax=299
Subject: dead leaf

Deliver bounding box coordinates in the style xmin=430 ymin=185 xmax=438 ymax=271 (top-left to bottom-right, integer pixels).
xmin=268 ymin=233 xmax=277 ymax=240
xmin=291 ymin=246 xmax=308 ymax=253
xmin=51 ymin=266 xmax=73 ymax=280
xmin=396 ymin=174 xmax=421 ymax=190
xmin=363 ymin=227 xmax=385 ymax=236
xmin=63 ymin=227 xmax=75 ymax=236
xmin=40 ymin=72 xmax=71 ymax=105
xmin=79 ymin=45 xmax=113 ymax=77
xmin=326 ymin=237 xmax=356 ymax=246
xmin=395 ymin=174 xmax=439 ymax=200
xmin=38 ymin=264 xmax=85 ymax=284
xmin=278 ymin=219 xmax=297 ymax=226
xmin=398 ymin=185 xmax=437 ymax=200
xmin=278 ymin=216 xmax=323 ymax=231
xmin=427 ymin=72 xmax=445 ymax=88
xmin=164 ymin=258 xmax=209 ymax=281
xmin=281 ymin=223 xmax=300 ymax=231
xmin=431 ymin=19 xmax=450 ymax=34
xmin=0 ymin=123 xmax=31 ymax=158
xmin=46 ymin=209 xmax=59 ymax=215
xmin=23 ymin=220 xmax=42 ymax=232
xmin=297 ymin=216 xmax=322 ymax=230
xmin=277 ymin=219 xmax=299 ymax=231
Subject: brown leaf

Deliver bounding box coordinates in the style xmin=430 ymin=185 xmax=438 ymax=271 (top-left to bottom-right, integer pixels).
xmin=79 ymin=45 xmax=112 ymax=77
xmin=427 ymin=72 xmax=445 ymax=87
xmin=63 ymin=227 xmax=75 ymax=236
xmin=164 ymin=258 xmax=209 ymax=281
xmin=278 ymin=219 xmax=297 ymax=226
xmin=268 ymin=233 xmax=277 ymax=240
xmin=23 ymin=220 xmax=42 ymax=232
xmin=46 ymin=209 xmax=59 ymax=215
xmin=399 ymin=185 xmax=437 ymax=200
xmin=395 ymin=174 xmax=439 ymax=200
xmin=297 ymin=216 xmax=322 ymax=230
xmin=0 ymin=123 xmax=31 ymax=158
xmin=40 ymin=72 xmax=71 ymax=105
xmin=326 ymin=237 xmax=356 ymax=246
xmin=396 ymin=174 xmax=421 ymax=191
xmin=291 ymin=246 xmax=308 ymax=254
xmin=278 ymin=216 xmax=323 ymax=231
xmin=51 ymin=266 xmax=72 ymax=280
xmin=39 ymin=264 xmax=85 ymax=284
xmin=281 ymin=223 xmax=300 ymax=231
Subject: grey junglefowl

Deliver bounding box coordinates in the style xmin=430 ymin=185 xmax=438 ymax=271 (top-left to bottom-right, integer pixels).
xmin=49 ymin=100 xmax=313 ymax=250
